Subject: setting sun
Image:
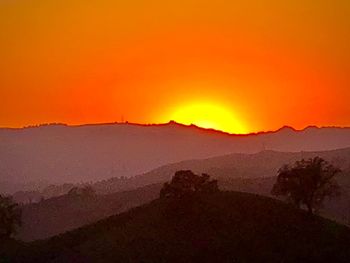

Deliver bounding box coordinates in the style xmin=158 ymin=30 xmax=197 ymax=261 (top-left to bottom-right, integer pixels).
xmin=1 ymin=1 xmax=350 ymax=261
xmin=167 ymin=102 xmax=247 ymax=134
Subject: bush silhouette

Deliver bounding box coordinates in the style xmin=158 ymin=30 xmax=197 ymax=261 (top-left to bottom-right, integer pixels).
xmin=68 ymin=186 xmax=96 ymax=199
xmin=271 ymin=157 xmax=341 ymax=214
xmin=0 ymin=194 xmax=22 ymax=240
xmin=160 ymin=170 xmax=219 ymax=199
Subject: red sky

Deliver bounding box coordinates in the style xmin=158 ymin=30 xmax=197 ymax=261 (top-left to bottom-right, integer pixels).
xmin=0 ymin=0 xmax=349 ymax=133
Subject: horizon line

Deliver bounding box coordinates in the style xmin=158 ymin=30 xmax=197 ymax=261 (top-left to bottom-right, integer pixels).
xmin=1 ymin=120 xmax=349 ymax=136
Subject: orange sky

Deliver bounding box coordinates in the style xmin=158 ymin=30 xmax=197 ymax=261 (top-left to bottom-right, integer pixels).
xmin=0 ymin=0 xmax=349 ymax=133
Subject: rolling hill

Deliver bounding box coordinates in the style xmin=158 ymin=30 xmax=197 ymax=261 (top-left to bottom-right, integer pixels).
xmin=13 ymin=148 xmax=350 ymax=242
xmin=11 ymin=147 xmax=350 ymax=202
xmin=17 ymin=184 xmax=162 ymax=242
xmin=6 ymin=191 xmax=350 ymax=263
xmin=1 ymin=122 xmax=350 ymax=193
xmin=92 ymin=147 xmax=350 ymax=194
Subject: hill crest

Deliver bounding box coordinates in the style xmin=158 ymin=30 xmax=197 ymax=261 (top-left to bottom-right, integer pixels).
xmin=8 ymin=191 xmax=350 ymax=263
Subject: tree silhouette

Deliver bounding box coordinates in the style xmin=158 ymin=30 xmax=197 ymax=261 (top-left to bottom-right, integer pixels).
xmin=160 ymin=170 xmax=219 ymax=199
xmin=0 ymin=195 xmax=22 ymax=239
xmin=68 ymin=186 xmax=96 ymax=199
xmin=271 ymin=157 xmax=341 ymax=214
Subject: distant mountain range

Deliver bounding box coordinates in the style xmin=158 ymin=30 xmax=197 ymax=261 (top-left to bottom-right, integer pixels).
xmin=1 ymin=122 xmax=350 ymax=193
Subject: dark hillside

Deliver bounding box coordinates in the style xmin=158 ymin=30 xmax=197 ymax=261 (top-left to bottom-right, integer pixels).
xmin=11 ymin=191 xmax=350 ymax=263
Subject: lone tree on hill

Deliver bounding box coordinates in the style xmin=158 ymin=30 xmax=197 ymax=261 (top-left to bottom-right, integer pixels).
xmin=160 ymin=170 xmax=219 ymax=199
xmin=271 ymin=157 xmax=341 ymax=215
xmin=0 ymin=194 xmax=22 ymax=239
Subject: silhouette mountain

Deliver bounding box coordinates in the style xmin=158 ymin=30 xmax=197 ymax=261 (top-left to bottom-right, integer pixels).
xmin=1 ymin=122 xmax=350 ymax=192
xmin=5 ymin=191 xmax=350 ymax=263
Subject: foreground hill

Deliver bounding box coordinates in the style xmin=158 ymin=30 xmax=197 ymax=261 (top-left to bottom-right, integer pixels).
xmin=1 ymin=122 xmax=350 ymax=193
xmin=124 ymin=147 xmax=350 ymax=224
xmin=7 ymin=192 xmax=350 ymax=263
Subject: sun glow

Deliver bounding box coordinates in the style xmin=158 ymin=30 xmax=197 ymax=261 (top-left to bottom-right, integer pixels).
xmin=168 ymin=102 xmax=247 ymax=134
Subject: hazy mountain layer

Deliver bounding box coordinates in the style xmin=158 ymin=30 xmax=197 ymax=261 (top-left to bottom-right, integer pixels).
xmin=14 ymin=147 xmax=350 ymax=241
xmin=1 ymin=122 xmax=350 ymax=192
xmin=17 ymin=184 xmax=162 ymax=241
xmin=92 ymin=147 xmax=350 ymax=194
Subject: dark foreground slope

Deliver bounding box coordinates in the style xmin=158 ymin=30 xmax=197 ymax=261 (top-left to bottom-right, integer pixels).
xmin=6 ymin=192 xmax=350 ymax=263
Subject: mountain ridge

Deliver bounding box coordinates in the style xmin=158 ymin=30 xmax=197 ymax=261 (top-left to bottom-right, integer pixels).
xmin=1 ymin=122 xmax=350 ymax=191
xmin=1 ymin=120 xmax=349 ymax=136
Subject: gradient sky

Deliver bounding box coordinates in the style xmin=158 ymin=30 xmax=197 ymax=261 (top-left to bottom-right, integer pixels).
xmin=0 ymin=0 xmax=349 ymax=133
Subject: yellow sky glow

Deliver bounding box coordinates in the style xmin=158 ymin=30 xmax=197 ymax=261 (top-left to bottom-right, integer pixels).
xmin=0 ymin=1 xmax=349 ymax=133
xmin=164 ymin=101 xmax=247 ymax=134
